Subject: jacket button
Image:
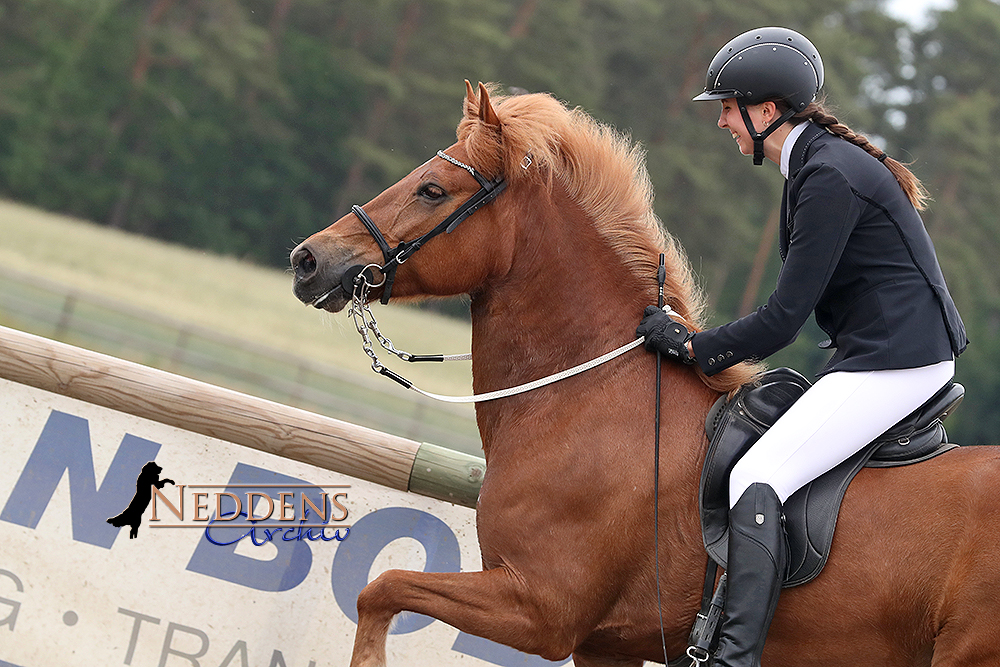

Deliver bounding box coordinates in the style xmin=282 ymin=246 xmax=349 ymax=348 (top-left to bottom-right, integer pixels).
xmin=726 ymin=351 xmax=734 ymax=358
xmin=708 ymin=358 xmax=715 ymax=366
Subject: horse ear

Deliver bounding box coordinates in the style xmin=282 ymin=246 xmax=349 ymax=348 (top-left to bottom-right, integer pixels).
xmin=477 ymin=82 xmax=501 ymax=128
xmin=464 ymin=79 xmax=477 ymax=116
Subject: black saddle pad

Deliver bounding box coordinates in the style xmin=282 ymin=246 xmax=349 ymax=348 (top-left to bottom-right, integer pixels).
xmin=700 ymin=368 xmax=961 ymax=587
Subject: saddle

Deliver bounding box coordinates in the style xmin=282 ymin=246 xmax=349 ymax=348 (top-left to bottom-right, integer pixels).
xmin=700 ymin=367 xmax=964 ymax=587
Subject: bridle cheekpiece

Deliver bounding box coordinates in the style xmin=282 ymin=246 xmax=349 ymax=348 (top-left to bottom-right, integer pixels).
xmin=345 ymin=150 xmax=507 ymax=304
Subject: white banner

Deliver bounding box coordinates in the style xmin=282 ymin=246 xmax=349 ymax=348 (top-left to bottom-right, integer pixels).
xmin=0 ymin=378 xmax=569 ymax=667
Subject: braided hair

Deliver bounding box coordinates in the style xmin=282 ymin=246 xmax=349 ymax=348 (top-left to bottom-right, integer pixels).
xmin=788 ymin=101 xmax=930 ymax=211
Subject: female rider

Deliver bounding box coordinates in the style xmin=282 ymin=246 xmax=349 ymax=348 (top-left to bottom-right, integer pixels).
xmin=637 ymin=26 xmax=967 ymax=667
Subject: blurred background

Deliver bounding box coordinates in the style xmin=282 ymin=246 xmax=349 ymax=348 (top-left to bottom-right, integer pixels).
xmin=0 ymin=0 xmax=997 ymax=446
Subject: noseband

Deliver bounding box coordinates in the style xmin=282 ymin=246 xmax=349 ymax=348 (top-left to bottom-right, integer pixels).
xmin=345 ymin=150 xmax=508 ymax=304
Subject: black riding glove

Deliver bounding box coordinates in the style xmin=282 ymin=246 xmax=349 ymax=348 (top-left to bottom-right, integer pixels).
xmin=636 ymin=305 xmax=696 ymax=365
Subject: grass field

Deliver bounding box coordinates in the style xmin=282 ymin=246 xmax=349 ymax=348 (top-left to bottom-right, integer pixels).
xmin=0 ymin=199 xmax=477 ymax=404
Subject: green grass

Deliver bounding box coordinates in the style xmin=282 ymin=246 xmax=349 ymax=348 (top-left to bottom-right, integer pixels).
xmin=0 ymin=199 xmax=475 ymax=394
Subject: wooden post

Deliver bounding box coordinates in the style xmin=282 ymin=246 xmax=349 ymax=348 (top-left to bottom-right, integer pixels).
xmin=55 ymin=293 xmax=77 ymax=339
xmin=409 ymin=442 xmax=484 ymax=507
xmin=0 ymin=325 xmax=484 ymax=508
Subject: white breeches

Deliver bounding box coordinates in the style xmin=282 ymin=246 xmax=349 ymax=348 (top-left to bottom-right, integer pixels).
xmin=729 ymin=359 xmax=956 ymax=507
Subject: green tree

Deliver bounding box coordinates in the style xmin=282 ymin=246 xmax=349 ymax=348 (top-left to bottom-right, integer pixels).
xmin=888 ymin=0 xmax=1000 ymax=442
xmin=328 ymin=0 xmax=513 ymax=211
xmin=0 ymin=0 xmax=362 ymax=265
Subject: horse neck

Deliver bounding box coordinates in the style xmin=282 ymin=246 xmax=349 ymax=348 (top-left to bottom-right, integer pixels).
xmin=470 ymin=183 xmax=632 ymax=380
xmin=469 ymin=180 xmax=718 ymax=471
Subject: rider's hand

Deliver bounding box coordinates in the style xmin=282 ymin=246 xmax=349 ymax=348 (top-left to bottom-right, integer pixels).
xmin=636 ymin=306 xmax=696 ymax=365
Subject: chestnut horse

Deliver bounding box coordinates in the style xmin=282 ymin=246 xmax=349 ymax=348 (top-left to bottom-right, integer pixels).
xmin=291 ymin=82 xmax=1000 ymax=667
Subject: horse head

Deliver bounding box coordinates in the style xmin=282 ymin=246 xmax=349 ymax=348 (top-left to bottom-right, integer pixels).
xmin=291 ymin=82 xmax=520 ymax=312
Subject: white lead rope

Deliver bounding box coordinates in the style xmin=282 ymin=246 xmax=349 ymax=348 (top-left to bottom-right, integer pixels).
xmin=410 ymin=338 xmax=645 ymax=404
xmin=348 ymin=276 xmax=650 ymax=404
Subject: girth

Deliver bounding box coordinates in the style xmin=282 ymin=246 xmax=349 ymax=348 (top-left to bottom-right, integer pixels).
xmin=700 ymin=367 xmax=964 ymax=587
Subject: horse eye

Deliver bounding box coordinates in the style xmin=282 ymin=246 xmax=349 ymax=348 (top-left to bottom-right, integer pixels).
xmin=418 ymin=184 xmax=446 ymax=201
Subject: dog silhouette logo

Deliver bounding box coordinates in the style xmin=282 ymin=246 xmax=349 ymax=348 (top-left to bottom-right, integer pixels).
xmin=106 ymin=461 xmax=174 ymax=539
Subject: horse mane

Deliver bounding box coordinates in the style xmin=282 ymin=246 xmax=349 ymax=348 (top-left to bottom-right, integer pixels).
xmin=458 ymin=84 xmax=763 ymax=394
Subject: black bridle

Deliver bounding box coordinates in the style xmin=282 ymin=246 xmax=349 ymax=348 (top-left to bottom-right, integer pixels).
xmin=344 ymin=150 xmax=508 ymax=304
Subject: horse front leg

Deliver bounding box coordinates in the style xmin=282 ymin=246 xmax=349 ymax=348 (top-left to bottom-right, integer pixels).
xmin=349 ymin=566 xmax=581 ymax=667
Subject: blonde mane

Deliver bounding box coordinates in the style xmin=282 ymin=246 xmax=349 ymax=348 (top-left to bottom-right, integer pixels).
xmin=458 ymin=84 xmax=761 ymax=393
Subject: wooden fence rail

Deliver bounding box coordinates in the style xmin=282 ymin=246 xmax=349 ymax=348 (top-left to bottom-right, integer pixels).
xmin=0 ymin=325 xmax=485 ymax=508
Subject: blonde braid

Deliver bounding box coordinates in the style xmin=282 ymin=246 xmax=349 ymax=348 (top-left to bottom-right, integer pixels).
xmin=797 ymin=102 xmax=930 ymax=211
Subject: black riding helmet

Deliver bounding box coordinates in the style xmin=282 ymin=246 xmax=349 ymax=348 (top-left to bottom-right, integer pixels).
xmin=693 ymin=27 xmax=824 ymax=165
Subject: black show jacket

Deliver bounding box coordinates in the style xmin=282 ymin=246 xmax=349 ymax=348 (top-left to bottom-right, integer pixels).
xmin=691 ymin=122 xmax=967 ymax=377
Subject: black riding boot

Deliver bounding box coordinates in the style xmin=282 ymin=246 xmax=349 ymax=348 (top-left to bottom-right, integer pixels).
xmin=713 ymin=483 xmax=787 ymax=667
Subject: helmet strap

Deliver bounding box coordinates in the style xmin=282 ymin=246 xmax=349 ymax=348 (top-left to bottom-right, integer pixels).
xmin=737 ymin=101 xmax=798 ymax=165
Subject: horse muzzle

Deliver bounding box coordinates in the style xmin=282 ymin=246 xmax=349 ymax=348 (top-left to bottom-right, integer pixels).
xmin=290 ymin=241 xmax=377 ymax=312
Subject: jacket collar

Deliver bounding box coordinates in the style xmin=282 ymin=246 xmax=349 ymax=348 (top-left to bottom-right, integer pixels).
xmin=780 ymin=122 xmax=810 ymax=179
xmin=787 ymin=122 xmax=828 ymax=180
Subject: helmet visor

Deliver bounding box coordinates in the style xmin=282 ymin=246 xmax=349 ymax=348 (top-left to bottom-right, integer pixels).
xmin=692 ymin=88 xmax=743 ymax=102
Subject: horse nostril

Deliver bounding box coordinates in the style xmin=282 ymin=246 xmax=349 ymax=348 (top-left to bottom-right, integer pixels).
xmin=292 ymin=246 xmax=317 ymax=278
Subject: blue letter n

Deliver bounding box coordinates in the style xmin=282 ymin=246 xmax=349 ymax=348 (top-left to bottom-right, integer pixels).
xmin=1 ymin=410 xmax=160 ymax=548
